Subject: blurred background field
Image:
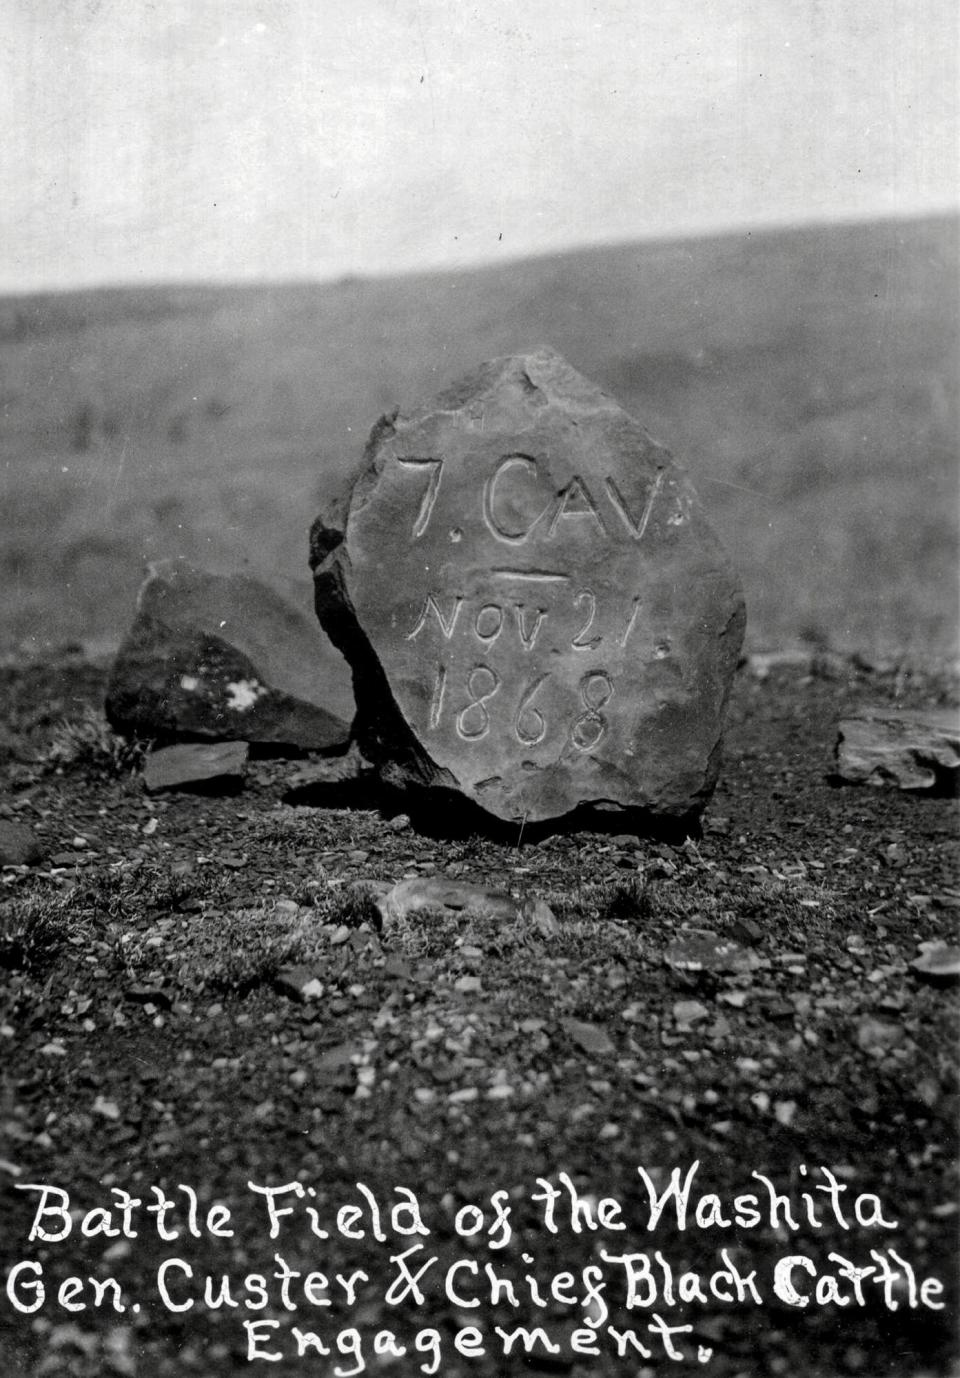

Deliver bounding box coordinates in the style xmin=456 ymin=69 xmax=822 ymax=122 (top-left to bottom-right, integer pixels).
xmin=1 ymin=213 xmax=957 ymax=662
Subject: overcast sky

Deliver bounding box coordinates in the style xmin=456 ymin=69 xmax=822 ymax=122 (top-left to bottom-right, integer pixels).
xmin=2 ymin=0 xmax=956 ymax=292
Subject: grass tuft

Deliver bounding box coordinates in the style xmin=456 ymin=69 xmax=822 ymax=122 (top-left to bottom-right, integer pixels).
xmin=42 ymin=706 xmax=149 ymax=779
xmin=0 ymin=894 xmax=95 ymax=975
xmin=117 ymin=900 xmax=350 ymax=996
xmin=598 ymin=875 xmax=654 ymax=923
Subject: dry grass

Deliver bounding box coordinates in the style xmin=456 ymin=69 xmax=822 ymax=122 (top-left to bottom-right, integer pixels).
xmin=1 ymin=215 xmax=956 ymax=659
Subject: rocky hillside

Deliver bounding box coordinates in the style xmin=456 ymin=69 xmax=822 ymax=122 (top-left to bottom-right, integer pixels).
xmin=1 ymin=215 xmax=956 ymax=658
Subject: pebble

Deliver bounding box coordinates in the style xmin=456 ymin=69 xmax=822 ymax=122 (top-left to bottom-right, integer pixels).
xmin=447 ymin=1087 xmax=479 ymax=1104
xmin=673 ymin=1000 xmax=710 ymax=1029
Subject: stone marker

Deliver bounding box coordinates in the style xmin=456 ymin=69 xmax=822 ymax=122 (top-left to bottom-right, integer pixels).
xmin=836 ymin=708 xmax=959 ymax=791
xmin=312 ymin=348 xmax=745 ymax=826
xmin=107 ymin=561 xmax=353 ymax=751
xmin=142 ymin=740 xmax=249 ymax=793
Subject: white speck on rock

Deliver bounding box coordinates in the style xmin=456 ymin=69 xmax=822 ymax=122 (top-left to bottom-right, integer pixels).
xmin=179 ymin=675 xmax=199 ymax=691
xmin=225 ymin=679 xmax=265 ymax=711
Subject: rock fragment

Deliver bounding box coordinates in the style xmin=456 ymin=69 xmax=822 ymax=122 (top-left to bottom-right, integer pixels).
xmin=142 ymin=741 xmax=249 ymax=793
xmin=274 ymin=966 xmax=325 ymax=1002
xmin=107 ymin=560 xmax=353 ymax=750
xmin=910 ymin=942 xmax=960 ymax=984
xmin=673 ymin=999 xmax=711 ymax=1030
xmin=311 ymin=348 xmax=744 ymax=828
xmin=561 ymin=1018 xmax=615 ymax=1056
xmin=835 ymin=708 xmax=959 ymax=791
xmin=664 ymin=929 xmax=759 ymax=974
xmin=363 ymin=876 xmax=560 ymax=933
xmin=375 ymin=877 xmax=520 ymax=925
xmin=285 ymin=742 xmax=374 ymax=791
xmin=0 ymin=819 xmax=45 ymax=867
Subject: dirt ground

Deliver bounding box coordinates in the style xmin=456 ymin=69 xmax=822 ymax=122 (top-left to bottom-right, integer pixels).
xmin=0 ymin=651 xmax=957 ymax=1377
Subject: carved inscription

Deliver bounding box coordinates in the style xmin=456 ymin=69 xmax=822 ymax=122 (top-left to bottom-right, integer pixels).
xmin=456 ymin=665 xmax=502 ymax=740
xmin=406 ymin=594 xmax=463 ymax=641
xmin=514 ymin=605 xmax=547 ymax=650
xmin=571 ymin=672 xmax=613 ymax=751
xmin=481 ymin=456 xmax=662 ymax=545
xmin=395 ymin=444 xmax=671 ymax=760
xmin=474 ymin=604 xmax=504 ymax=643
xmin=428 ymin=663 xmax=447 ymax=730
xmin=428 ymin=662 xmax=613 ymax=753
xmin=408 ymin=588 xmax=647 ymax=654
xmin=396 ymin=452 xmax=670 ymax=545
xmin=514 ymin=674 xmax=549 ymax=746
xmin=545 ymin=476 xmax=607 ymax=538
xmin=409 ymin=569 xmax=656 ymax=750
xmin=604 ymin=471 xmax=664 ymax=540
xmin=482 ymin=455 xmax=543 ymax=544
xmin=571 ymin=589 xmax=601 ymax=649
xmin=396 ymin=457 xmax=444 ymax=538
xmin=619 ymin=596 xmax=642 ymax=648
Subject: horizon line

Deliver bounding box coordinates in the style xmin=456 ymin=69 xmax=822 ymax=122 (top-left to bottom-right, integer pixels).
xmin=1 ymin=203 xmax=956 ymax=302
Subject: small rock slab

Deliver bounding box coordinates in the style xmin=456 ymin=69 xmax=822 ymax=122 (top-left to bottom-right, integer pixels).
xmin=107 ymin=560 xmax=353 ymax=750
xmin=363 ymin=876 xmax=559 ymax=932
xmin=312 ymin=348 xmax=744 ymax=827
xmin=911 ymin=941 xmax=960 ymax=984
xmin=664 ymin=928 xmax=759 ymax=974
xmin=836 ymin=708 xmax=959 ymax=791
xmin=142 ymin=741 xmax=249 ymax=793
xmin=375 ymin=877 xmax=521 ymax=925
xmin=0 ymin=818 xmax=45 ymax=867
xmin=560 ymin=1018 xmax=615 ymax=1056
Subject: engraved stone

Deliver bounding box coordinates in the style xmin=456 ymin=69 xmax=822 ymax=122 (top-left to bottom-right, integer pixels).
xmin=311 ymin=348 xmax=745 ymax=826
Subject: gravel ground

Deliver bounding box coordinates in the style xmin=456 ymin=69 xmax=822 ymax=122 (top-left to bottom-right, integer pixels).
xmin=0 ymin=652 xmax=957 ymax=1378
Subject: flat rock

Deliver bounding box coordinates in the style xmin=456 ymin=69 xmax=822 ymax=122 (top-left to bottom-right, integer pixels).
xmin=376 ymin=877 xmax=521 ymax=925
xmin=561 ymin=1018 xmax=615 ymax=1056
xmin=311 ymin=349 xmax=744 ymax=826
xmin=910 ymin=941 xmax=960 ymax=984
xmin=836 ymin=708 xmax=959 ymax=791
xmin=142 ymin=740 xmax=249 ymax=793
xmin=664 ymin=928 xmax=759 ymax=974
xmin=106 ymin=560 xmax=353 ymax=750
xmin=0 ymin=818 xmax=45 ymax=867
